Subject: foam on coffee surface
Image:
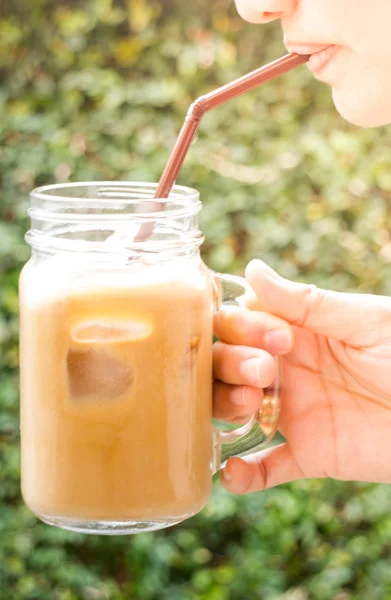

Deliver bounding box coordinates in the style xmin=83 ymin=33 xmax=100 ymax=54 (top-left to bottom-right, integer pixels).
xmin=21 ymin=254 xmax=205 ymax=308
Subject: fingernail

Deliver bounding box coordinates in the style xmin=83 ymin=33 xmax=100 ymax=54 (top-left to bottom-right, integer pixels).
xmin=239 ymin=358 xmax=260 ymax=387
xmin=222 ymin=468 xmax=232 ymax=482
xmin=231 ymin=387 xmax=246 ymax=406
xmin=264 ymin=329 xmax=291 ymax=353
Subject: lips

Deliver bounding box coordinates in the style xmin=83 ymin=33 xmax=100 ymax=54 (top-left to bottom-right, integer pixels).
xmin=285 ymin=42 xmax=339 ymax=76
xmin=307 ymin=46 xmax=339 ymax=75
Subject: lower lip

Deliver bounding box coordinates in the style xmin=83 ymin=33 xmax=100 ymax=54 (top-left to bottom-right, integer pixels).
xmin=307 ymin=45 xmax=339 ymax=76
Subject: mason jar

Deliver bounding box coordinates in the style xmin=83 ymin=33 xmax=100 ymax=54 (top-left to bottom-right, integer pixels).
xmin=19 ymin=182 xmax=280 ymax=535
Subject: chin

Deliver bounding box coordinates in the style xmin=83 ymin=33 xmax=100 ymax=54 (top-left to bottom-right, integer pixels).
xmin=332 ymin=81 xmax=391 ymax=128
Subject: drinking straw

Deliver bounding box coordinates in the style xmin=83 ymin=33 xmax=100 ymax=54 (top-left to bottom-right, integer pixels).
xmin=135 ymin=53 xmax=308 ymax=241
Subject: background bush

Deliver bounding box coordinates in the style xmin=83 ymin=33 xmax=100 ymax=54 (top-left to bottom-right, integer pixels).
xmin=2 ymin=1 xmax=391 ymax=598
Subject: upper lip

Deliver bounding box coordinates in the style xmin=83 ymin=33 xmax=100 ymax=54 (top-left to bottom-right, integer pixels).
xmin=284 ymin=42 xmax=334 ymax=55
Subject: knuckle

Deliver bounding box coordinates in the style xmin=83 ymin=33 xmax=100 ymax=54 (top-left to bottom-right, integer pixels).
xmin=298 ymin=284 xmax=327 ymax=327
xmin=306 ymin=283 xmax=326 ymax=304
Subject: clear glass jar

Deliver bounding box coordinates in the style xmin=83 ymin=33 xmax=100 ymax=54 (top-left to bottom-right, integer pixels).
xmin=19 ymin=182 xmax=280 ymax=535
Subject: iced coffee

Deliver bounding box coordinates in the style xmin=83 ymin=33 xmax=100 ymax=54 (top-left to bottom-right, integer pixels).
xmin=19 ymin=259 xmax=214 ymax=526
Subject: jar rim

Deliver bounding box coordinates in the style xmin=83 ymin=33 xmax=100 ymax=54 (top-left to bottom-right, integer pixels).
xmin=30 ymin=181 xmax=201 ymax=222
xmin=32 ymin=180 xmax=198 ymax=203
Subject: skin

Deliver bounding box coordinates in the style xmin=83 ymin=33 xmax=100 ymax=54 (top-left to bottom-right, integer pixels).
xmin=216 ymin=260 xmax=391 ymax=492
xmin=234 ymin=0 xmax=391 ymax=127
xmin=216 ymin=1 xmax=391 ymax=494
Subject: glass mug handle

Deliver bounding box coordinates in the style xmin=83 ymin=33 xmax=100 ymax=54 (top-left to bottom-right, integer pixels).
xmin=211 ymin=272 xmax=281 ymax=471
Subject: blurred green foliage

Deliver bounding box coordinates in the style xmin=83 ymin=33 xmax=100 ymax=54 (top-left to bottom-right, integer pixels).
xmin=2 ymin=0 xmax=391 ymax=598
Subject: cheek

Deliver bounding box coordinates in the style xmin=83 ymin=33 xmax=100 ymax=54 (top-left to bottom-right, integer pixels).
xmin=343 ymin=2 xmax=391 ymax=67
xmin=331 ymin=63 xmax=391 ymax=128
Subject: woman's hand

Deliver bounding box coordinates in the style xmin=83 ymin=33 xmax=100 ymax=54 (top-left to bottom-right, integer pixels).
xmin=213 ymin=259 xmax=391 ymax=494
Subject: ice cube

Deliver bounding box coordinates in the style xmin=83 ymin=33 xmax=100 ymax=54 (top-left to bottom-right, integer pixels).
xmin=67 ymin=348 xmax=133 ymax=398
xmin=72 ymin=320 xmax=152 ymax=344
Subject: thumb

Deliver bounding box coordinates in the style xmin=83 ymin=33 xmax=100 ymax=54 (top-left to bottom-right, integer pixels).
xmin=245 ymin=259 xmax=391 ymax=345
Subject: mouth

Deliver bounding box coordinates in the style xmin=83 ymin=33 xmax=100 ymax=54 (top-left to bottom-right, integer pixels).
xmin=285 ymin=43 xmax=339 ymax=77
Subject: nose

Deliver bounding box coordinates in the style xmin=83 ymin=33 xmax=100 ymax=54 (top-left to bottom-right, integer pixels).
xmin=235 ymin=0 xmax=296 ymax=24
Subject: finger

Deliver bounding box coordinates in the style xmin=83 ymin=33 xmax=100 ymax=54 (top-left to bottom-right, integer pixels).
xmin=220 ymin=443 xmax=307 ymax=493
xmin=213 ymin=381 xmax=264 ymax=423
xmin=235 ymin=0 xmax=277 ymax=23
xmin=214 ymin=308 xmax=293 ymax=355
xmin=245 ymin=259 xmax=391 ymax=346
xmin=213 ymin=341 xmax=277 ymax=388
